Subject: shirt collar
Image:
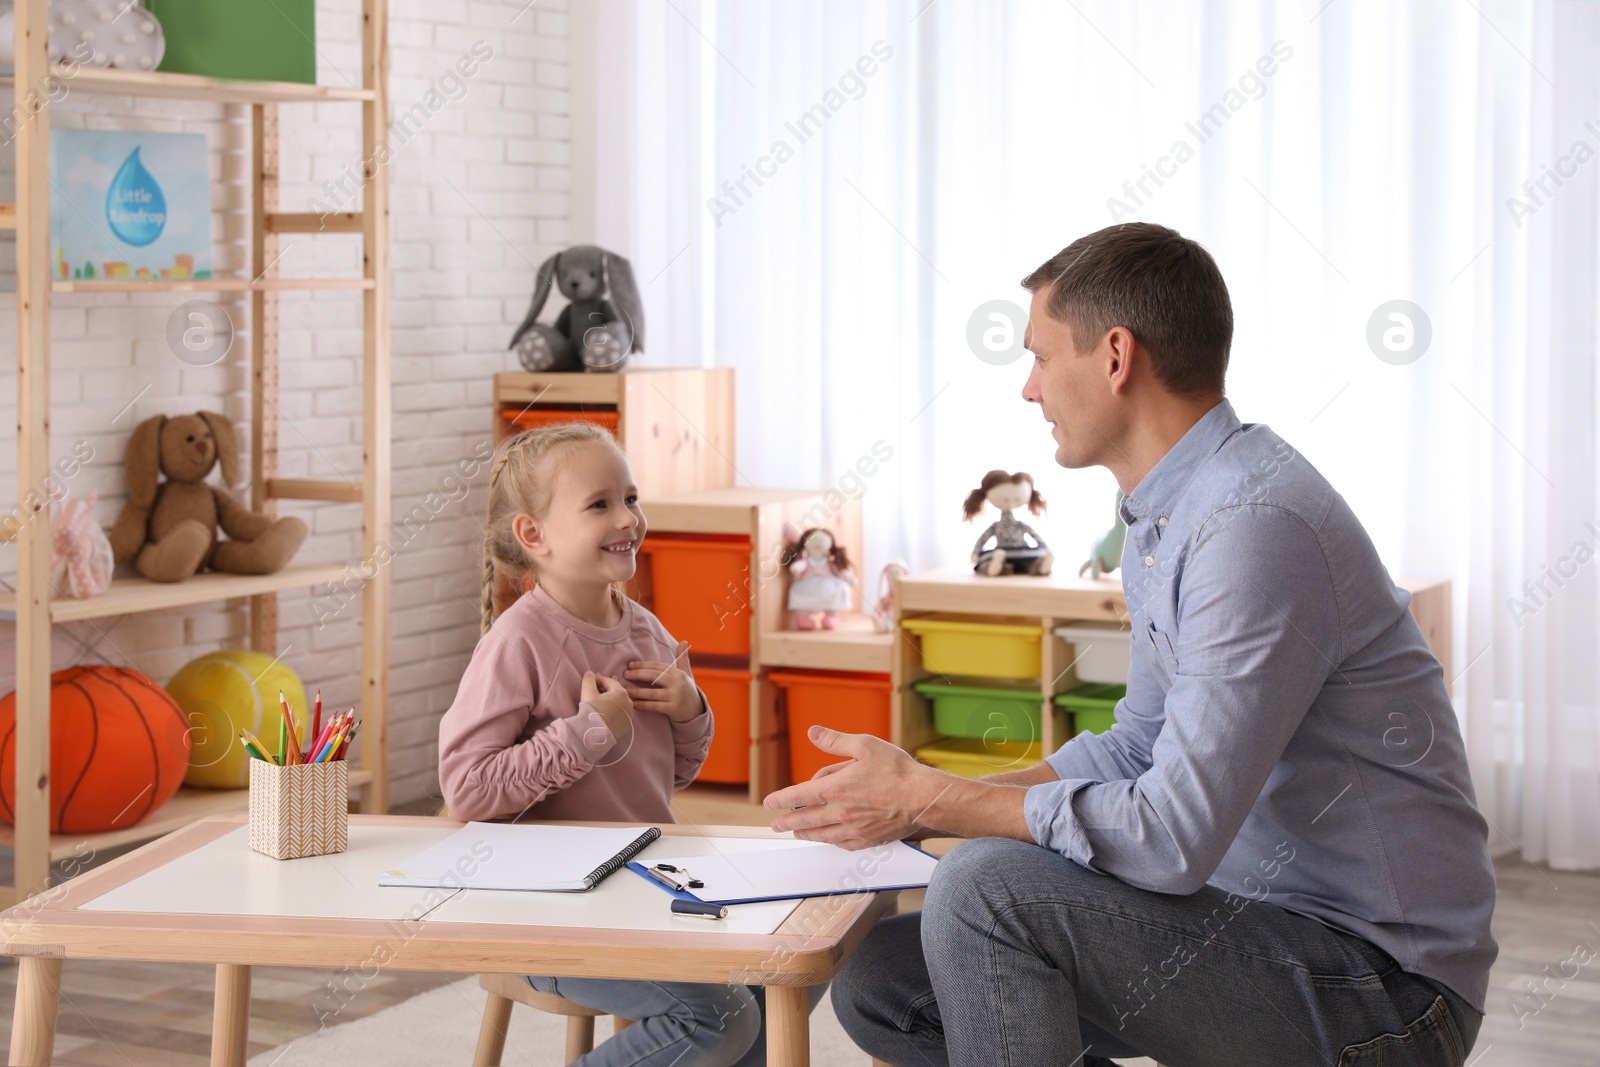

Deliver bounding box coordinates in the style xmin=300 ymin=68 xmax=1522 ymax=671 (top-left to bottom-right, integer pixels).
xmin=1119 ymin=399 xmax=1242 ymax=525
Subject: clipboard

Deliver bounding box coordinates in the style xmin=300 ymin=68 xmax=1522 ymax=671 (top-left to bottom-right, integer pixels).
xmin=627 ymin=838 xmax=938 ymax=905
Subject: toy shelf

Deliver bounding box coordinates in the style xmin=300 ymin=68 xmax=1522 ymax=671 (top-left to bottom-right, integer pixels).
xmin=51 ymin=277 xmax=374 ymax=293
xmin=0 ymin=563 xmax=350 ymax=624
xmin=4 ymin=0 xmax=392 ymax=905
xmin=891 ymin=568 xmax=1455 ymax=763
xmin=758 ymin=615 xmax=893 ymax=674
xmin=0 ymin=66 xmax=375 ymax=103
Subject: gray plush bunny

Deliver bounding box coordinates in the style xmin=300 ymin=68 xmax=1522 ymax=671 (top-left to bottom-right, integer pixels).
xmin=508 ymin=245 xmax=645 ymax=373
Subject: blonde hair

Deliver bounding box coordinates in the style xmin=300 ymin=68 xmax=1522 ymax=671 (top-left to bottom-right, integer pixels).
xmin=480 ymin=423 xmax=630 ymax=634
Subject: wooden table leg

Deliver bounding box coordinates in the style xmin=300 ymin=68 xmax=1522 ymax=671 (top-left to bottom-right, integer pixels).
xmin=211 ymin=963 xmax=252 ymax=1067
xmin=766 ymin=984 xmax=810 ymax=1067
xmin=9 ymin=956 xmax=63 ymax=1067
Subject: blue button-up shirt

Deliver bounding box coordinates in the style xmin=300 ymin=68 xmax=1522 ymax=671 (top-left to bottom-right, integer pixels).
xmin=1023 ymin=399 xmax=1497 ymax=1011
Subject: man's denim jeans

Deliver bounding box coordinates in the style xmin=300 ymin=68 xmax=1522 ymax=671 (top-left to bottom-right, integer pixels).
xmin=833 ymin=838 xmax=1483 ymax=1066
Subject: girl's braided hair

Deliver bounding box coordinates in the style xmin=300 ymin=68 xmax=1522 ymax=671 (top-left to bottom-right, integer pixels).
xmin=480 ymin=423 xmax=629 ymax=634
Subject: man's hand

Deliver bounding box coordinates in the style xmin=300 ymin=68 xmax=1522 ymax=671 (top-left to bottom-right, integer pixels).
xmin=623 ymin=660 xmax=704 ymax=724
xmin=763 ymin=726 xmax=1039 ymax=850
xmin=762 ymin=727 xmax=956 ymax=850
xmin=581 ymin=671 xmax=634 ymax=739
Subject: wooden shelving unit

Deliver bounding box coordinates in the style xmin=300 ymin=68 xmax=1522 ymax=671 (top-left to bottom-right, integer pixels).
xmin=3 ymin=1 xmax=391 ymax=906
xmin=891 ymin=569 xmax=1455 ymax=762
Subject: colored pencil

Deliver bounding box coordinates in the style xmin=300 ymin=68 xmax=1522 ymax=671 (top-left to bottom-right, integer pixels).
xmin=278 ymin=717 xmax=287 ymax=766
xmin=278 ymin=691 xmax=300 ymax=765
xmin=307 ymin=710 xmax=336 ymax=760
xmin=239 ymin=727 xmax=274 ymax=763
xmin=320 ymin=712 xmax=354 ymax=762
xmin=238 ymin=734 xmax=270 ymax=762
xmin=335 ymin=719 xmax=359 ymax=761
xmin=312 ymin=689 xmax=322 ymax=750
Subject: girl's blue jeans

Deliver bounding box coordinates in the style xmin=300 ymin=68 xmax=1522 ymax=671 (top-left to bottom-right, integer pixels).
xmin=519 ymin=973 xmax=827 ymax=1067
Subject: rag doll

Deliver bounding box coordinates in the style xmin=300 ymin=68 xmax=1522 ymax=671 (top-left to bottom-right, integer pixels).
xmin=781 ymin=527 xmax=854 ymax=630
xmin=963 ymin=470 xmax=1053 ymax=577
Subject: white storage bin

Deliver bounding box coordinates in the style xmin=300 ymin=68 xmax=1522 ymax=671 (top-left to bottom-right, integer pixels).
xmin=1053 ymin=624 xmax=1133 ymax=684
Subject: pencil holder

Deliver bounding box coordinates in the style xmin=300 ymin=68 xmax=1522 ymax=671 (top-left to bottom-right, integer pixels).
xmin=248 ymin=759 xmax=348 ymax=859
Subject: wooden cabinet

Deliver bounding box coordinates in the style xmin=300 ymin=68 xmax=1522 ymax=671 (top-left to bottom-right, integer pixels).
xmin=633 ymin=487 xmax=865 ymax=801
xmin=493 ymin=369 xmax=735 ymax=499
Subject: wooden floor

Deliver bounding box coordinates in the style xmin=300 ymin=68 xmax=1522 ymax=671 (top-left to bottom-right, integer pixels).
xmin=0 ymin=783 xmax=1594 ymax=1065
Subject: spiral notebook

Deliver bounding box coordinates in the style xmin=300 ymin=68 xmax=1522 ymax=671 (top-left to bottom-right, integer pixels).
xmin=378 ymin=822 xmax=660 ymax=893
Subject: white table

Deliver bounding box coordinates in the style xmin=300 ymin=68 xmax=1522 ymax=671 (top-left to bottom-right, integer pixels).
xmin=0 ymin=814 xmax=897 ymax=1066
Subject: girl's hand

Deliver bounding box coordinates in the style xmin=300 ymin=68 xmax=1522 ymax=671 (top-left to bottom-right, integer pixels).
xmin=624 ymin=660 xmax=705 ymax=724
xmin=581 ymin=671 xmax=634 ymax=739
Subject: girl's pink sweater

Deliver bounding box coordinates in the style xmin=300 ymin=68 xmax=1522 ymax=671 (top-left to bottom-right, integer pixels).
xmin=438 ymin=585 xmax=714 ymax=823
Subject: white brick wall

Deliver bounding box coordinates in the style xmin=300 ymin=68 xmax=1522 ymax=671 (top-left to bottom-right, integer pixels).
xmin=0 ymin=0 xmax=571 ymax=809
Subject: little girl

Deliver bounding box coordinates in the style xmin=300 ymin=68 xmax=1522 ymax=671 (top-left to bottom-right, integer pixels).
xmin=439 ymin=423 xmax=782 ymax=1067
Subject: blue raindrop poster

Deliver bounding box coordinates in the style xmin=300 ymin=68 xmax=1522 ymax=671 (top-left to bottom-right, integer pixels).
xmin=50 ymin=129 xmax=213 ymax=282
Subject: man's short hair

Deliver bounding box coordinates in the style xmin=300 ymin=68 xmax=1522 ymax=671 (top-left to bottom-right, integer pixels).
xmin=1020 ymin=222 xmax=1233 ymax=399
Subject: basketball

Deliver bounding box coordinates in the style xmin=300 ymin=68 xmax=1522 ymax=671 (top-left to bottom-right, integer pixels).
xmin=0 ymin=665 xmax=192 ymax=833
xmin=165 ymin=650 xmax=308 ymax=788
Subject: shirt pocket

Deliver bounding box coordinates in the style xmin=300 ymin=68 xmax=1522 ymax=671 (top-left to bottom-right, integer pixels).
xmin=1144 ymin=618 xmax=1179 ymax=677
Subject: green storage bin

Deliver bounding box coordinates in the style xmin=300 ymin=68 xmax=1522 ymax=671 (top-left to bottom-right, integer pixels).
xmin=1053 ymin=682 xmax=1126 ymax=736
xmin=913 ymin=680 xmax=1042 ymax=743
xmin=147 ymin=0 xmax=317 ymax=84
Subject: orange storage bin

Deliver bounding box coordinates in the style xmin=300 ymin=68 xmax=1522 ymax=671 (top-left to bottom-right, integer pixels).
xmin=769 ymin=670 xmax=892 ymax=784
xmin=693 ymin=666 xmax=752 ymax=784
xmin=504 ymin=406 xmax=620 ymax=438
xmin=636 ymin=535 xmax=752 ymax=657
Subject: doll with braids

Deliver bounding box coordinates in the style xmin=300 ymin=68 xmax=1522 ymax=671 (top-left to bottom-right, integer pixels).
xmin=963 ymin=469 xmax=1054 ymax=577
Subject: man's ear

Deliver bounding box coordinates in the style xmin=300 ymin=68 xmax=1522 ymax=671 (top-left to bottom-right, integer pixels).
xmin=512 ymin=513 xmax=546 ymax=557
xmin=1104 ymin=326 xmax=1137 ymax=395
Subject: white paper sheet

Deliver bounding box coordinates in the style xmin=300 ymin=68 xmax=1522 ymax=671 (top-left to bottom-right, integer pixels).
xmin=378 ymin=822 xmax=658 ymax=892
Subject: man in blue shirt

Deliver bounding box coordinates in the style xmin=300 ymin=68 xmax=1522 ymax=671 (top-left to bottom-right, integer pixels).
xmin=763 ymin=223 xmax=1495 ymax=1066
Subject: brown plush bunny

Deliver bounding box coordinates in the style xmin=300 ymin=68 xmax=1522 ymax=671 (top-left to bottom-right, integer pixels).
xmin=108 ymin=412 xmax=307 ymax=583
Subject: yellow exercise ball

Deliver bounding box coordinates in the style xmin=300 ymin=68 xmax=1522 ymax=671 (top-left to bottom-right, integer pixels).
xmin=166 ymin=650 xmax=309 ymax=788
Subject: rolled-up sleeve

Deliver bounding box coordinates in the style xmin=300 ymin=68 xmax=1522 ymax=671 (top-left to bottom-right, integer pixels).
xmin=1024 ymin=505 xmax=1341 ymax=894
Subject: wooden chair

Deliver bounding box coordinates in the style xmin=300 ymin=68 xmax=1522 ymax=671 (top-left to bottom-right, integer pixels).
xmin=473 ymin=972 xmax=635 ymax=1066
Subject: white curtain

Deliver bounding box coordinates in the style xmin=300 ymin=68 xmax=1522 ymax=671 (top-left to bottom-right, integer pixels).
xmin=592 ymin=0 xmax=1600 ymax=870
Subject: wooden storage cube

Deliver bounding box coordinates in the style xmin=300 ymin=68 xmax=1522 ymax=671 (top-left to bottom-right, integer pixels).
xmin=912 ymin=679 xmax=1043 ymax=743
xmin=900 ymin=617 xmax=1044 ymax=679
xmin=769 ymin=670 xmax=891 ymax=783
xmin=638 ymin=534 xmax=752 ymax=657
xmin=493 ymin=369 xmax=735 ymax=497
xmin=914 ymin=737 xmax=1041 ymax=778
xmin=694 ymin=665 xmax=752 ymax=784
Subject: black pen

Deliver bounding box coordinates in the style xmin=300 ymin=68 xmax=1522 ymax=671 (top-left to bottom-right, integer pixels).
xmin=671 ymin=898 xmax=727 ymax=920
